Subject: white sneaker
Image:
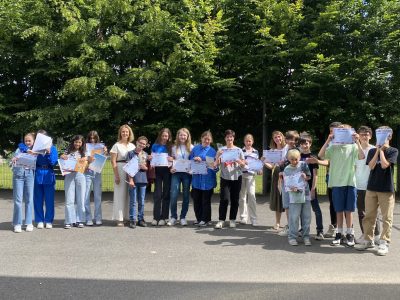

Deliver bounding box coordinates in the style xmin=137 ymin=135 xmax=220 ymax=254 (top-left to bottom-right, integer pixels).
xmin=180 ymin=219 xmax=187 ymax=226
xmin=278 ymin=225 xmax=289 ymax=236
xmin=251 ymin=220 xmax=258 ymax=227
xmin=289 ymin=239 xmax=298 ymax=246
xmin=229 ymin=220 xmax=236 ymax=228
xmin=240 ymin=218 xmax=247 ymax=225
xmin=78 ymin=223 xmax=85 ymax=228
xmin=45 ymin=223 xmax=52 ymax=229
xmin=215 ymin=221 xmax=224 ymax=229
xmin=14 ymin=225 xmax=22 ymax=233
xmin=158 ymin=219 xmax=166 ymax=226
xmin=325 ymin=224 xmax=336 ymax=238
xmin=377 ymin=240 xmax=389 ymax=256
xmin=26 ymin=224 xmax=34 ymax=232
xmin=355 ymin=240 xmax=375 ymax=251
xmin=37 ymin=222 xmax=44 ymax=229
xmin=95 ymin=220 xmax=103 ymax=226
xmin=64 ymin=224 xmax=71 ymax=229
xmin=151 ymin=219 xmax=158 ymax=226
xmin=86 ymin=220 xmax=94 ymax=226
xmin=198 ymin=221 xmax=207 ymax=227
xmin=167 ymin=218 xmax=176 ymax=226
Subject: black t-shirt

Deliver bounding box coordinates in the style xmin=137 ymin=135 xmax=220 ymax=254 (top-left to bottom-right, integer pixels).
xmin=366 ymin=147 xmax=398 ymax=192
xmin=300 ymin=152 xmax=319 ymax=189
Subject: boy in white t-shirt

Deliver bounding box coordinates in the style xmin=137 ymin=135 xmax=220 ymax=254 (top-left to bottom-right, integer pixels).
xmin=355 ymin=126 xmax=379 ymax=243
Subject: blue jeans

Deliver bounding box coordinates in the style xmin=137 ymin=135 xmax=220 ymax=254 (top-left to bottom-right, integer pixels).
xmin=12 ymin=168 xmax=34 ymax=226
xmin=84 ymin=171 xmax=102 ymax=223
xmin=310 ymin=193 xmax=323 ymax=233
xmin=64 ymin=172 xmax=86 ymax=224
xmin=129 ymin=183 xmax=147 ymax=221
xmin=289 ymin=201 xmax=311 ymax=240
xmin=169 ymin=172 xmax=191 ymax=219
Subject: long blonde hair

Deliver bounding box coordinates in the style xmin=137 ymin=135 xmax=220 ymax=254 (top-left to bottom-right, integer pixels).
xmin=269 ymin=130 xmax=286 ymax=149
xmin=174 ymin=128 xmax=192 ymax=153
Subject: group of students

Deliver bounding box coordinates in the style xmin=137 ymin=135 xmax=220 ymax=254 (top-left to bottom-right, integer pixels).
xmin=10 ymin=123 xmax=398 ymax=256
xmin=264 ymin=123 xmax=397 ymax=256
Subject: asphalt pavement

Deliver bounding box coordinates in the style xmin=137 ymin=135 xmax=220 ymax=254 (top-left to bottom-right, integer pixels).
xmin=0 ymin=190 xmax=399 ymax=299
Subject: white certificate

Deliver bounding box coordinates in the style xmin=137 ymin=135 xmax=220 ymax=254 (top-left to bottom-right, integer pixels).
xmin=284 ymin=173 xmax=305 ymax=192
xmin=58 ymin=158 xmax=77 ymax=176
xmin=190 ymin=160 xmax=208 ymax=175
xmin=32 ymin=133 xmax=53 ymax=153
xmin=88 ymin=153 xmax=107 ymax=173
xmin=14 ymin=153 xmax=37 ymax=170
xmin=263 ymin=150 xmax=283 ymax=164
xmin=173 ymin=159 xmax=191 ymax=173
xmin=220 ymin=149 xmax=239 ymax=163
xmin=150 ymin=153 xmax=169 ymax=167
xmin=376 ymin=128 xmax=392 ymax=147
xmin=123 ymin=156 xmax=139 ymax=177
xmin=246 ymin=157 xmax=263 ymax=172
xmin=332 ymin=128 xmax=355 ymax=145
xmin=86 ymin=143 xmax=105 ymax=157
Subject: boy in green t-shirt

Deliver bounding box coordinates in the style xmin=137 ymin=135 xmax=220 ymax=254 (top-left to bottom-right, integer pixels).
xmin=318 ymin=124 xmax=364 ymax=247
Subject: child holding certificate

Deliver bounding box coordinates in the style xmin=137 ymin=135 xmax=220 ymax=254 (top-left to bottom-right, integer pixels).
xmin=84 ymin=131 xmax=107 ymax=226
xmin=32 ymin=130 xmax=58 ymax=229
xmin=190 ymin=131 xmax=218 ymax=226
xmin=214 ymin=129 xmax=246 ymax=229
xmin=239 ymin=134 xmax=260 ymax=226
xmin=318 ymin=124 xmax=364 ymax=247
xmin=127 ymin=136 xmax=149 ymax=228
xmin=60 ymin=135 xmax=88 ymax=229
xmin=168 ymin=128 xmax=194 ymax=226
xmin=11 ymin=133 xmax=36 ymax=233
xmin=149 ymin=128 xmax=173 ymax=226
xmin=284 ymin=149 xmax=312 ymax=246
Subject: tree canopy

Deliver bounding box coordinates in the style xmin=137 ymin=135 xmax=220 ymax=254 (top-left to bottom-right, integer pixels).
xmin=1 ymin=0 xmax=399 ymax=152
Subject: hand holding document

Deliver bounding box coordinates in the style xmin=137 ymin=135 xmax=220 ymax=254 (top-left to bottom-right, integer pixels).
xmin=262 ymin=150 xmax=283 ymax=164
xmin=123 ymin=156 xmax=139 ymax=177
xmin=246 ymin=157 xmax=263 ymax=172
xmin=150 ymin=153 xmax=169 ymax=167
xmin=14 ymin=153 xmax=37 ymax=170
xmin=173 ymin=159 xmax=191 ymax=173
xmin=331 ymin=128 xmax=355 ymax=145
xmin=376 ymin=128 xmax=392 ymax=147
xmin=190 ymin=160 xmax=208 ymax=175
xmin=88 ymin=153 xmax=107 ymax=173
xmin=32 ymin=133 xmax=52 ymax=154
xmin=220 ymin=149 xmax=240 ymax=163
xmin=86 ymin=143 xmax=105 ymax=157
xmin=284 ymin=172 xmax=305 ymax=192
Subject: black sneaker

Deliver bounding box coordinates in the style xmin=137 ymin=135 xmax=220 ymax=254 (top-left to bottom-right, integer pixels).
xmin=129 ymin=221 xmax=136 ymax=229
xmin=346 ymin=233 xmax=355 ymax=247
xmin=138 ymin=220 xmax=147 ymax=227
xmin=331 ymin=233 xmax=342 ymax=246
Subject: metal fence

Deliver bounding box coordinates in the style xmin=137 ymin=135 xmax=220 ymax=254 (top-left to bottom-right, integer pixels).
xmin=2 ymin=158 xmax=381 ymax=195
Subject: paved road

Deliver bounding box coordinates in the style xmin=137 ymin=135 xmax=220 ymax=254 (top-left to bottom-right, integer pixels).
xmin=0 ymin=190 xmax=399 ymax=299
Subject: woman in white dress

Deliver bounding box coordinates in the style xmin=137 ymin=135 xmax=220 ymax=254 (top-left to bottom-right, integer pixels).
xmin=110 ymin=125 xmax=135 ymax=226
